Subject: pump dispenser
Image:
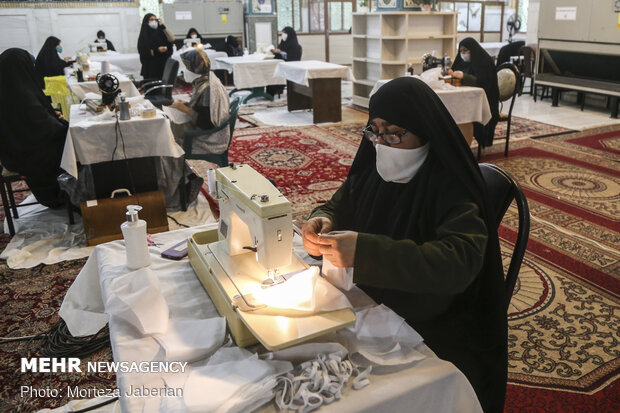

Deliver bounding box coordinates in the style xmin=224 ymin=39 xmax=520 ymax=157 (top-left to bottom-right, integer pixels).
xmin=121 ymin=205 xmax=151 ymax=270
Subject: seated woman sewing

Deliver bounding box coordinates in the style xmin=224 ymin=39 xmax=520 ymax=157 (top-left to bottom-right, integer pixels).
xmin=35 ymin=36 xmax=74 ymax=83
xmin=0 ymin=48 xmax=68 ymax=208
xmin=168 ymin=48 xmax=230 ymax=155
xmin=447 ymin=37 xmax=499 ymax=149
xmin=302 ymin=77 xmax=507 ymax=413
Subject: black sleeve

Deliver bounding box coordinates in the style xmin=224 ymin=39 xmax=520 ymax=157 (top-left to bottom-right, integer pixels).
xmin=107 ymin=40 xmax=116 ymax=52
xmin=194 ymin=105 xmax=214 ymax=129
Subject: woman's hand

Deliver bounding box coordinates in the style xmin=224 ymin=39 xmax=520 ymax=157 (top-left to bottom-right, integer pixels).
xmin=447 ymin=69 xmax=464 ymax=79
xmin=302 ymin=217 xmax=333 ymax=256
xmin=169 ymin=100 xmax=186 ymax=111
xmin=158 ymin=46 xmax=168 ymax=53
xmin=54 ymin=110 xmax=64 ymax=120
xmin=271 ymin=49 xmax=280 ymax=54
xmin=317 ymin=231 xmax=358 ymax=268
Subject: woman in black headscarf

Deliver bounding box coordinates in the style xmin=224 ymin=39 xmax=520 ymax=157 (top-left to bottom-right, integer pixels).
xmin=0 ymin=49 xmax=68 ymax=207
xmin=35 ymin=36 xmax=73 ymax=81
xmin=186 ymin=28 xmax=205 ymax=45
xmin=137 ymin=13 xmax=174 ymax=80
xmin=302 ymin=77 xmax=507 ymax=412
xmin=448 ymin=37 xmax=499 ymax=148
xmin=224 ymin=35 xmax=243 ymax=57
xmin=95 ymin=30 xmax=116 ymax=52
xmin=271 ymin=27 xmax=302 ymax=61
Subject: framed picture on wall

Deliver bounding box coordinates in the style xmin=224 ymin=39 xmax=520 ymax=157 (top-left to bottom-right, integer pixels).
xmin=403 ymin=0 xmax=424 ymax=9
xmin=252 ymin=0 xmax=273 ymax=14
xmin=377 ymin=0 xmax=398 ymax=9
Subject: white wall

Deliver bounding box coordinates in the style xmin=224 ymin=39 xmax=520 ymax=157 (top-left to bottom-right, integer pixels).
xmin=0 ymin=7 xmax=141 ymax=58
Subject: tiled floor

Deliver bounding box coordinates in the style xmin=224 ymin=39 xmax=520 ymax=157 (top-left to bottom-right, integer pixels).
xmin=511 ymin=93 xmax=620 ymax=131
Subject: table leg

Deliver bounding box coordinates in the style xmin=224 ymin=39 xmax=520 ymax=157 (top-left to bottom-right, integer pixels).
xmin=552 ymin=88 xmax=559 ymax=107
xmin=310 ymin=78 xmax=341 ymax=123
xmin=287 ymin=81 xmax=313 ymax=112
xmin=243 ymin=87 xmax=274 ymax=104
xmin=610 ymin=96 xmax=619 ymax=119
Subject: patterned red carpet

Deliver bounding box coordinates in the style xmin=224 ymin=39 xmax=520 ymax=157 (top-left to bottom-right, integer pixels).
xmin=0 ymin=118 xmax=618 ymax=412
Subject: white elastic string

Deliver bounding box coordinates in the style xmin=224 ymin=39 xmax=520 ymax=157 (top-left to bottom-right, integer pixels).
xmin=274 ymin=353 xmax=371 ymax=412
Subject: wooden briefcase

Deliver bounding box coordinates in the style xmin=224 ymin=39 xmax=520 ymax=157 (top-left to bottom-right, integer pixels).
xmin=81 ymin=189 xmax=169 ymax=246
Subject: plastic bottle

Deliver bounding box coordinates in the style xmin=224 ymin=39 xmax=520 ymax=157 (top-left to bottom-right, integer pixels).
xmin=121 ymin=205 xmax=151 ymax=270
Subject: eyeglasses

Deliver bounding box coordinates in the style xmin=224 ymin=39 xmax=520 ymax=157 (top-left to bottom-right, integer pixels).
xmin=362 ymin=126 xmax=408 ymax=146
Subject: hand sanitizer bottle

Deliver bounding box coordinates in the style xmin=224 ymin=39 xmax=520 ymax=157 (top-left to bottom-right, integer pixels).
xmin=121 ymin=205 xmax=151 ymax=270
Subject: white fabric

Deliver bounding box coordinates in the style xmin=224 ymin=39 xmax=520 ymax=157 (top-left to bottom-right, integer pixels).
xmin=273 ymin=60 xmax=354 ymax=87
xmin=371 ymin=79 xmax=492 ymax=125
xmin=172 ymin=48 xmax=228 ymax=82
xmin=105 ymin=268 xmax=170 ymax=335
xmin=183 ymin=347 xmax=292 ymax=413
xmin=375 ymin=142 xmax=430 ymax=184
xmin=153 ymin=318 xmax=225 ymax=362
xmin=60 ymin=226 xmax=481 ymax=412
xmin=250 ymin=266 xmax=352 ymax=313
xmin=341 ymin=305 xmax=426 ymax=368
xmin=61 ymin=104 xmax=184 ymax=178
xmin=0 ymin=195 xmax=93 ymax=269
xmin=67 ymin=73 xmax=140 ymax=100
xmin=322 ymin=257 xmax=355 ymax=291
xmin=89 ymin=52 xmax=142 ymax=77
xmin=215 ymin=56 xmax=285 ymax=89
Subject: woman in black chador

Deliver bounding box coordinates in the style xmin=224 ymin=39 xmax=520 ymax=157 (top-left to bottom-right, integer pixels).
xmin=35 ymin=36 xmax=72 ymax=82
xmin=137 ymin=13 xmax=174 ymax=80
xmin=0 ymin=49 xmax=68 ymax=207
xmin=303 ymin=77 xmax=507 ymax=413
xmin=448 ymin=37 xmax=499 ymax=148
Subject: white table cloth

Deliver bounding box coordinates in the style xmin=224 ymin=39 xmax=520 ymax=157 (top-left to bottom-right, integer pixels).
xmin=172 ymin=47 xmax=228 ymax=82
xmin=216 ymin=55 xmax=285 ymax=89
xmin=274 ymin=60 xmax=354 ymax=87
xmin=59 ymin=224 xmax=482 ymax=413
xmin=480 ymin=42 xmax=507 ymax=58
xmin=89 ymin=52 xmax=142 ymax=78
xmin=67 ymin=72 xmax=140 ymax=101
xmin=60 ymin=104 xmax=184 ymax=178
xmin=370 ymin=80 xmax=492 ymax=126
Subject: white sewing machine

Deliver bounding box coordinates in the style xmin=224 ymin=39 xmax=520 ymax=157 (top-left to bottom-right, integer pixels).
xmin=188 ymin=164 xmax=355 ymax=350
xmin=89 ymin=42 xmax=107 ymax=53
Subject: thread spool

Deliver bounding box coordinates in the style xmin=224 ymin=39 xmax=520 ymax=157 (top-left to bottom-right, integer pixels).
xmin=101 ymin=61 xmax=110 ymax=74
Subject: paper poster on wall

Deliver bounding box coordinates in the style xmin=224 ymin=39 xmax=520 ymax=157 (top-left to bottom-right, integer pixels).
xmin=615 ymin=0 xmax=620 ymax=12
xmin=252 ymin=0 xmax=272 ymax=14
xmin=555 ymin=7 xmax=577 ymax=21
xmin=175 ymin=11 xmax=192 ymax=20
xmin=255 ymin=21 xmax=272 ymax=46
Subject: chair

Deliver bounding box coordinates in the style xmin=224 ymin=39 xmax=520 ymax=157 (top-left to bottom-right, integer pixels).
xmin=179 ymin=97 xmax=241 ymax=210
xmin=0 ymin=164 xmax=75 ymax=236
xmin=140 ymin=58 xmax=179 ymax=108
xmin=496 ymin=63 xmax=521 ymax=157
xmin=479 ymin=163 xmax=530 ymax=312
xmin=496 ymin=41 xmax=525 ymax=68
xmin=43 ymin=75 xmax=76 ymax=119
xmin=518 ymin=45 xmax=536 ymax=95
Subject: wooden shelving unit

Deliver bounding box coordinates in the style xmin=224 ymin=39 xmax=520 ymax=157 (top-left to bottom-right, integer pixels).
xmin=352 ymin=11 xmax=457 ymax=108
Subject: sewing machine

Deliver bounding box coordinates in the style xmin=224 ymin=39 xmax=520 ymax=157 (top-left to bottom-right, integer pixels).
xmin=422 ymin=53 xmax=452 ymax=74
xmin=188 ymin=164 xmax=355 ymax=350
xmin=89 ymin=42 xmax=107 ymax=53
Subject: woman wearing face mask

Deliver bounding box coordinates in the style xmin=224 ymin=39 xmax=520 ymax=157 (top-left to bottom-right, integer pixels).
xmin=95 ymin=30 xmax=116 ymax=52
xmin=447 ymin=37 xmax=499 ymax=149
xmin=35 ymin=36 xmax=73 ymax=83
xmin=271 ymin=27 xmax=302 ymax=62
xmin=185 ymin=28 xmax=204 ymax=45
xmin=302 ymin=77 xmax=507 ymax=413
xmin=137 ymin=13 xmax=175 ymax=80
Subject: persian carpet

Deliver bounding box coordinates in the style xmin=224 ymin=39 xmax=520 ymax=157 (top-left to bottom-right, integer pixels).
xmin=0 ymin=259 xmax=116 ymax=412
xmin=482 ymin=127 xmax=619 ymax=412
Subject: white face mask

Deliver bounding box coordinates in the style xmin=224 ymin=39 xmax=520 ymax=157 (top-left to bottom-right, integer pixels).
xmin=148 ymin=20 xmax=158 ymax=30
xmin=460 ymin=52 xmax=471 ymax=62
xmin=375 ymin=143 xmax=430 ymax=184
xmin=281 ymin=33 xmax=288 ymax=41
xmin=191 ymin=34 xmax=197 ymax=39
xmin=97 ymin=38 xmax=105 ymax=43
